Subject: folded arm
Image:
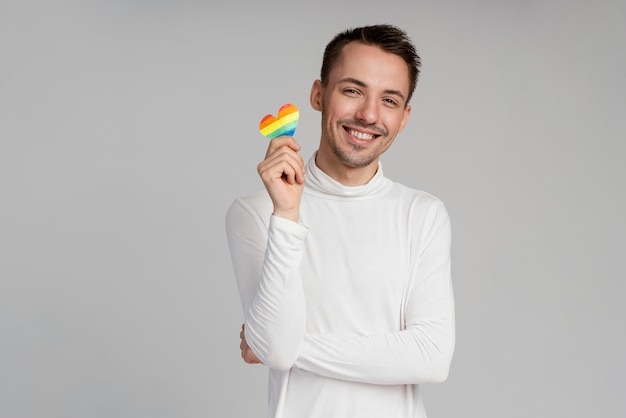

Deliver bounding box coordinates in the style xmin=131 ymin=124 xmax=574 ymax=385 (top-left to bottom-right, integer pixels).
xmin=293 ymin=204 xmax=455 ymax=385
xmin=229 ymin=194 xmax=455 ymax=384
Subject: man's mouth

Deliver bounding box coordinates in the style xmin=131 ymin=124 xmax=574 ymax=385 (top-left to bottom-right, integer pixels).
xmin=345 ymin=127 xmax=379 ymax=141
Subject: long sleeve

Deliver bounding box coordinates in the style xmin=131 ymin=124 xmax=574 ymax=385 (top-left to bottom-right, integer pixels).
xmin=226 ymin=196 xmax=308 ymax=371
xmin=226 ymin=157 xmax=454 ymax=417
xmin=293 ymin=202 xmax=455 ymax=385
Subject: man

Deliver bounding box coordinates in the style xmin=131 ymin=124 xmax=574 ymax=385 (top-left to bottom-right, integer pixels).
xmin=226 ymin=24 xmax=455 ymax=418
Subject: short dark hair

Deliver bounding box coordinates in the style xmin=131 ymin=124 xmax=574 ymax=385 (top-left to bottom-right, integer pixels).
xmin=320 ymin=24 xmax=421 ymax=104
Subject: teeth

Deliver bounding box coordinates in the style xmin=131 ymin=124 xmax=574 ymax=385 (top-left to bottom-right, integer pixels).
xmin=349 ymin=129 xmax=374 ymax=140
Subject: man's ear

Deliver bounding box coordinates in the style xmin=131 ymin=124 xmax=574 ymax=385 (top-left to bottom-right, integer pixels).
xmin=310 ymin=79 xmax=323 ymax=111
xmin=399 ymin=104 xmax=411 ymax=133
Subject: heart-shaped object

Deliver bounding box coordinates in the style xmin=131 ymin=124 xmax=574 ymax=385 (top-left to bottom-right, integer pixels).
xmin=259 ymin=103 xmax=299 ymax=139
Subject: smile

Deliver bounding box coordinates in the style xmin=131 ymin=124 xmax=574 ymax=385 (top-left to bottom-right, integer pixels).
xmin=346 ymin=128 xmax=378 ymax=141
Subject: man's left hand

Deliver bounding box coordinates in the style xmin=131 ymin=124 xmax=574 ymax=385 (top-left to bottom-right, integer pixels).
xmin=240 ymin=324 xmax=262 ymax=364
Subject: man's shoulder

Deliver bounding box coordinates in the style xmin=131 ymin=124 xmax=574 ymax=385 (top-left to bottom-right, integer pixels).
xmin=227 ymin=189 xmax=273 ymax=220
xmin=389 ymin=181 xmax=444 ymax=206
xmin=387 ymin=181 xmax=450 ymax=226
xmin=234 ymin=189 xmax=272 ymax=207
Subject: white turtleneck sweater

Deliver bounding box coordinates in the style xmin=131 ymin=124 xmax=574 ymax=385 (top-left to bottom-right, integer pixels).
xmin=226 ymin=155 xmax=455 ymax=418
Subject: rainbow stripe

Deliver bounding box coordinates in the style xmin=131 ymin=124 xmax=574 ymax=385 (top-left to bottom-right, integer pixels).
xmin=259 ymin=104 xmax=299 ymax=139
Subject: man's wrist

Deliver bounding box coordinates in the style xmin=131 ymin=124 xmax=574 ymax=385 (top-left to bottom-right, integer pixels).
xmin=272 ymin=208 xmax=300 ymax=223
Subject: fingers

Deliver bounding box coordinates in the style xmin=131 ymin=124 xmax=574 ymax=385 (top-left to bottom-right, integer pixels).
xmin=257 ymin=136 xmax=305 ymax=222
xmin=258 ymin=136 xmax=306 ymax=185
xmin=258 ymin=149 xmax=305 ymax=185
xmin=264 ymin=135 xmax=301 ymax=159
xmin=242 ymin=346 xmax=260 ymax=364
xmin=240 ymin=323 xmax=261 ymax=364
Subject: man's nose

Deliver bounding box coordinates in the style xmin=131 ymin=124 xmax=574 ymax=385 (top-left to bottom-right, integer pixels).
xmin=355 ymin=97 xmax=379 ymax=125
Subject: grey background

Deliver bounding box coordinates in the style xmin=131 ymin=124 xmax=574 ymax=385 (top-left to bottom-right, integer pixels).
xmin=1 ymin=0 xmax=624 ymax=417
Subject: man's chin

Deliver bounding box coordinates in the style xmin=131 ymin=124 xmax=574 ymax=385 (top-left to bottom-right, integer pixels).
xmin=333 ymin=149 xmax=376 ymax=169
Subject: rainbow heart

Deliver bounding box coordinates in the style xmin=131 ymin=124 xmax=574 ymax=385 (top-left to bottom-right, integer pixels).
xmin=259 ymin=104 xmax=299 ymax=139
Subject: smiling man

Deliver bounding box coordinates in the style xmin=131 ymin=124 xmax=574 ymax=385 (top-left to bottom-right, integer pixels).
xmin=226 ymin=24 xmax=455 ymax=418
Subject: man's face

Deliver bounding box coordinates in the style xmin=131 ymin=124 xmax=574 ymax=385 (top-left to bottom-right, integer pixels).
xmin=311 ymin=42 xmax=412 ymax=172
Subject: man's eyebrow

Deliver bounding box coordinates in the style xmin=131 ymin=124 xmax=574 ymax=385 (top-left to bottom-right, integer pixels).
xmin=338 ymin=77 xmax=367 ymax=88
xmin=338 ymin=77 xmax=406 ymax=102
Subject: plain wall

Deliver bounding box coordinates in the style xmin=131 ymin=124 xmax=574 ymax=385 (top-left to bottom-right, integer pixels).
xmin=1 ymin=1 xmax=624 ymax=417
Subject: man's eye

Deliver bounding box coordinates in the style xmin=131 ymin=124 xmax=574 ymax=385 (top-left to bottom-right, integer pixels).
xmin=383 ymin=98 xmax=398 ymax=106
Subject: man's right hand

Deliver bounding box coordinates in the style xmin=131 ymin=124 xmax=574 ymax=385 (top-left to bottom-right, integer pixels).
xmin=257 ymin=136 xmax=305 ymax=222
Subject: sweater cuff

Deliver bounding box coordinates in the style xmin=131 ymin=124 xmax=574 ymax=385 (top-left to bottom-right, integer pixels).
xmin=269 ymin=215 xmax=309 ymax=241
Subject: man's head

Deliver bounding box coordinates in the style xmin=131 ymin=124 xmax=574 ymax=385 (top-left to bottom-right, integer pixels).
xmin=310 ymin=24 xmax=418 ymax=184
xmin=320 ymin=24 xmax=421 ymax=105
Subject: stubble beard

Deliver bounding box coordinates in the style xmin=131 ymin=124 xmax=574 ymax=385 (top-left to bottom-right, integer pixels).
xmin=326 ymin=119 xmax=389 ymax=168
xmin=328 ymin=138 xmax=377 ymax=168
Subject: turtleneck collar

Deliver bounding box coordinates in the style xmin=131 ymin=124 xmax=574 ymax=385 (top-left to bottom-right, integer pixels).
xmin=304 ymin=152 xmax=392 ymax=199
